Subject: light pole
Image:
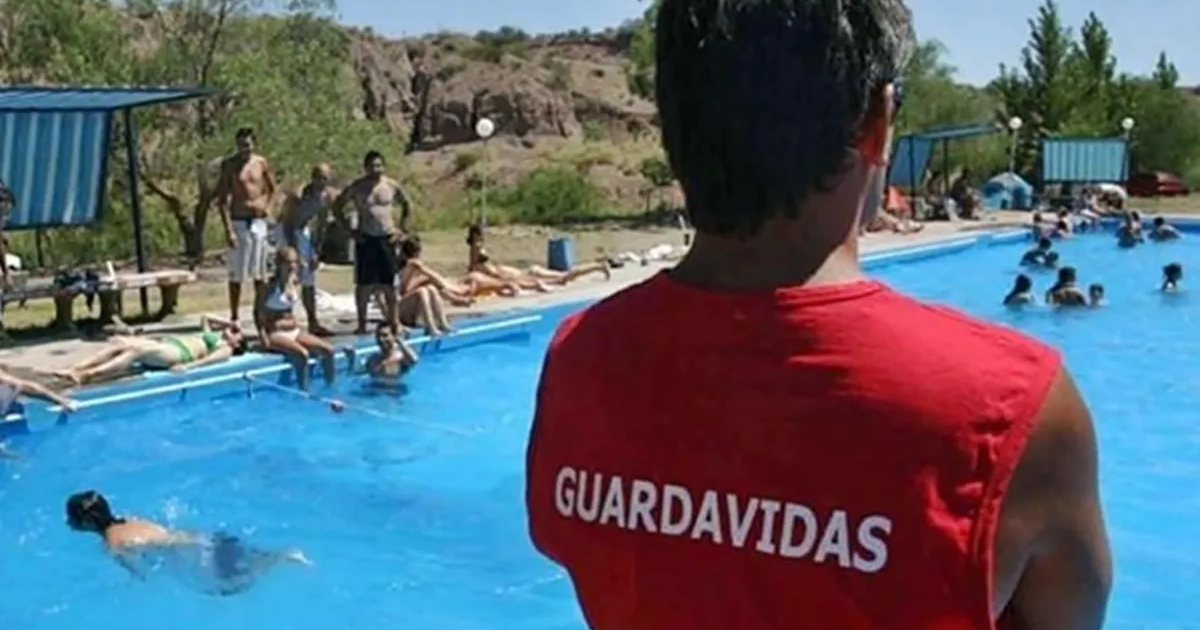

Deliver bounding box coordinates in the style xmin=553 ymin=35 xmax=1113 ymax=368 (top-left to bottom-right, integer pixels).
xmin=1007 ymin=116 xmax=1023 ymax=174
xmin=1120 ymin=117 xmax=1135 ymax=184
xmin=474 ymin=117 xmax=495 ymax=227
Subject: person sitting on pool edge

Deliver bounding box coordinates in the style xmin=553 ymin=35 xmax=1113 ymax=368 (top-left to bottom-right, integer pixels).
xmin=1149 ymin=216 xmax=1181 ymax=241
xmin=1088 ymin=283 xmax=1105 ymax=307
xmin=65 ymin=490 xmax=310 ymax=595
xmin=1045 ymin=266 xmax=1089 ymax=307
xmin=1003 ymin=273 xmax=1036 ymax=307
xmin=1020 ymin=236 xmax=1053 ymax=266
xmin=0 ymin=367 xmax=77 ymax=413
xmin=364 ymin=321 xmax=418 ymax=383
xmin=262 ymin=246 xmax=337 ymax=390
xmin=53 ymin=315 xmax=248 ymax=385
xmin=1162 ymin=262 xmax=1183 ymax=292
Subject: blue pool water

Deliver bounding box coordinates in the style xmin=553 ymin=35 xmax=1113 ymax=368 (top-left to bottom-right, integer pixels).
xmin=1 ymin=230 xmax=1198 ymax=629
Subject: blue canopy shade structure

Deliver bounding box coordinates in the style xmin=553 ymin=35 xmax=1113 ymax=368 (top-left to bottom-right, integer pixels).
xmin=0 ymin=86 xmax=216 ymax=312
xmin=888 ymin=122 xmax=1002 ymax=190
xmin=981 ymin=172 xmax=1035 ymax=210
xmin=1041 ymin=137 xmax=1128 ymax=184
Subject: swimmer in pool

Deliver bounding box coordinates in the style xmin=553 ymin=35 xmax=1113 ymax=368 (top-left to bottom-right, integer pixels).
xmin=365 ymin=321 xmax=418 ymax=381
xmin=1088 ymin=283 xmax=1105 ymax=307
xmin=1020 ymin=237 xmax=1053 ymax=266
xmin=1162 ymin=262 xmax=1183 ymax=292
xmin=1003 ymin=274 xmax=1035 ymax=307
xmin=1150 ymin=216 xmax=1181 ymax=241
xmin=1041 ymin=250 xmax=1060 ymax=269
xmin=65 ymin=490 xmax=310 ymax=595
xmin=1117 ymin=213 xmax=1143 ymax=248
xmin=1045 ymin=266 xmax=1088 ymax=307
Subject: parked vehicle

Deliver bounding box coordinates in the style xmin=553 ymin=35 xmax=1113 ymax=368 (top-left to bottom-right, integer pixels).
xmin=1127 ymin=171 xmax=1190 ymax=197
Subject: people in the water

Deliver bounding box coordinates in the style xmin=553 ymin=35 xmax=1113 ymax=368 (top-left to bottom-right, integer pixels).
xmin=365 ymin=321 xmax=418 ymax=382
xmin=1162 ymin=262 xmax=1183 ymax=292
xmin=65 ymin=490 xmax=310 ymax=595
xmin=1003 ymin=274 xmax=1036 ymax=307
xmin=1149 ymin=216 xmax=1181 ymax=241
xmin=1117 ymin=213 xmax=1144 ymax=248
xmin=1020 ymin=237 xmax=1054 ymax=266
xmin=1045 ymin=266 xmax=1089 ymax=307
xmin=1088 ymin=283 xmax=1105 ymax=307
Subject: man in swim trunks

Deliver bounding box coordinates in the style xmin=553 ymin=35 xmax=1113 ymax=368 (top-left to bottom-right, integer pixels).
xmin=330 ymin=150 xmax=413 ymax=334
xmin=215 ymin=127 xmax=278 ymax=331
xmin=365 ymin=321 xmax=418 ymax=381
xmin=279 ymin=163 xmax=338 ymax=335
xmin=65 ymin=490 xmax=309 ymax=595
xmin=526 ymin=2 xmax=1110 ymax=630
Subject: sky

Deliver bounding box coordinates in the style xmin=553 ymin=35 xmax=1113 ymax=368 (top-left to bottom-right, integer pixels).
xmin=332 ymin=0 xmax=1198 ymax=87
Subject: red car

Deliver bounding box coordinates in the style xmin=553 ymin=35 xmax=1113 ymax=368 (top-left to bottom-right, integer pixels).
xmin=1126 ymin=171 xmax=1190 ymax=197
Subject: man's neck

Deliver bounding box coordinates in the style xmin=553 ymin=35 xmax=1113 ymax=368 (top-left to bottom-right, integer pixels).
xmin=670 ymin=217 xmax=864 ymax=293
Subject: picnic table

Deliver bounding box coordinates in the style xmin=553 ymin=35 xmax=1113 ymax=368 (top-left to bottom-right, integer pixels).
xmin=2 ymin=269 xmax=197 ymax=329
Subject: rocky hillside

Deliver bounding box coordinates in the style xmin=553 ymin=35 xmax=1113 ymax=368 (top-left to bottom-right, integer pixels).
xmin=342 ymin=29 xmax=664 ymax=211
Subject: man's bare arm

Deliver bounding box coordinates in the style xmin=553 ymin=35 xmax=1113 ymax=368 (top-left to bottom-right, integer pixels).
xmin=329 ymin=183 xmax=356 ymax=234
xmin=214 ymin=159 xmax=234 ymax=235
xmin=995 ymin=369 xmax=1112 ymax=630
xmin=393 ymin=179 xmax=413 ymax=233
xmin=279 ymin=192 xmax=301 ymax=249
xmin=260 ymin=157 xmax=278 ymax=207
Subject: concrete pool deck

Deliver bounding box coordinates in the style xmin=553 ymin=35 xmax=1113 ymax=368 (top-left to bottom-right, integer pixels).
xmin=0 ymin=216 xmax=1028 ymax=382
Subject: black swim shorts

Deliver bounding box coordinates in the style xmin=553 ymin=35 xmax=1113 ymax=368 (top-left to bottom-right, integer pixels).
xmin=354 ymin=235 xmax=399 ymax=287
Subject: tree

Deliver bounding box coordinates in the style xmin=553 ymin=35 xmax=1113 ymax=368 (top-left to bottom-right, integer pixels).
xmin=1151 ymin=52 xmax=1179 ymax=90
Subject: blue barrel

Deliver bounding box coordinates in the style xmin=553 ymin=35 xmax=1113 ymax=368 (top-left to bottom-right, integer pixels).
xmin=547 ymin=236 xmax=576 ymax=271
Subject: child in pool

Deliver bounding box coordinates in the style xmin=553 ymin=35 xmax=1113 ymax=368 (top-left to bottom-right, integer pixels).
xmin=1003 ymin=274 xmax=1036 ymax=307
xmin=1162 ymin=262 xmax=1183 ymax=292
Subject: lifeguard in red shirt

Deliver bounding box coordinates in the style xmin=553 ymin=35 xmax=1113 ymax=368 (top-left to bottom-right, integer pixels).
xmin=525 ymin=1 xmax=1111 ymax=629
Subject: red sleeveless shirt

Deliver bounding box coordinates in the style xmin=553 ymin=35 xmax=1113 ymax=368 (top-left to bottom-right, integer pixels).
xmin=526 ymin=274 xmax=1061 ymax=630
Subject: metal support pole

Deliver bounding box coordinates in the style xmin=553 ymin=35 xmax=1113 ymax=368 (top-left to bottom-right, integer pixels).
xmin=123 ymin=108 xmax=149 ymax=315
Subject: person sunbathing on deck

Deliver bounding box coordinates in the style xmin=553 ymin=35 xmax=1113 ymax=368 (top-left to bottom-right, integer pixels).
xmin=1045 ymin=266 xmax=1088 ymax=307
xmin=365 ymin=322 xmax=418 ymax=383
xmin=1020 ymin=237 xmax=1053 ymax=266
xmin=262 ymin=246 xmax=336 ymax=390
xmin=1088 ymin=283 xmax=1105 ymax=307
xmin=465 ymin=225 xmax=611 ymax=285
xmin=54 ymin=315 xmax=247 ymax=385
xmin=65 ymin=490 xmax=309 ymax=596
xmin=1003 ymin=274 xmax=1035 ymax=307
xmin=1162 ymin=262 xmax=1183 ymax=292
xmin=398 ymin=235 xmax=544 ymax=305
xmin=1149 ymin=216 xmax=1181 ymax=241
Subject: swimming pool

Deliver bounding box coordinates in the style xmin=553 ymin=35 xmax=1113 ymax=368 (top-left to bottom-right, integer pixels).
xmin=0 ymin=225 xmax=1196 ymax=629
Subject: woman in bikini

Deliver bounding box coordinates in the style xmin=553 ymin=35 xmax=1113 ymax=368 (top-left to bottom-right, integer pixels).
xmin=398 ymin=235 xmax=541 ymax=306
xmin=262 ymin=246 xmax=337 ymax=389
xmin=465 ymin=225 xmax=610 ymax=286
xmin=55 ymin=315 xmax=248 ymax=385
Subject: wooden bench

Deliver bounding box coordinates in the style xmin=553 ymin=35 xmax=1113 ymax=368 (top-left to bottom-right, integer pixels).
xmin=2 ymin=270 xmax=197 ymax=329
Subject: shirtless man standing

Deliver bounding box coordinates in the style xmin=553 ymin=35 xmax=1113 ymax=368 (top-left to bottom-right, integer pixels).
xmin=215 ymin=127 xmax=277 ymax=331
xmin=278 ymin=163 xmax=338 ymax=335
xmin=330 ymin=150 xmax=412 ymax=334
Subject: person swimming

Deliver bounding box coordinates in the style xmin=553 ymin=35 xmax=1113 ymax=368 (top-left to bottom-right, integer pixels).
xmin=65 ymin=490 xmax=310 ymax=596
xmin=1088 ymin=283 xmax=1105 ymax=307
xmin=1162 ymin=262 xmax=1183 ymax=292
xmin=1045 ymin=266 xmax=1088 ymax=307
xmin=1020 ymin=237 xmax=1053 ymax=266
xmin=1003 ymin=274 xmax=1035 ymax=307
xmin=365 ymin=321 xmax=418 ymax=383
xmin=1150 ymin=216 xmax=1181 ymax=241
